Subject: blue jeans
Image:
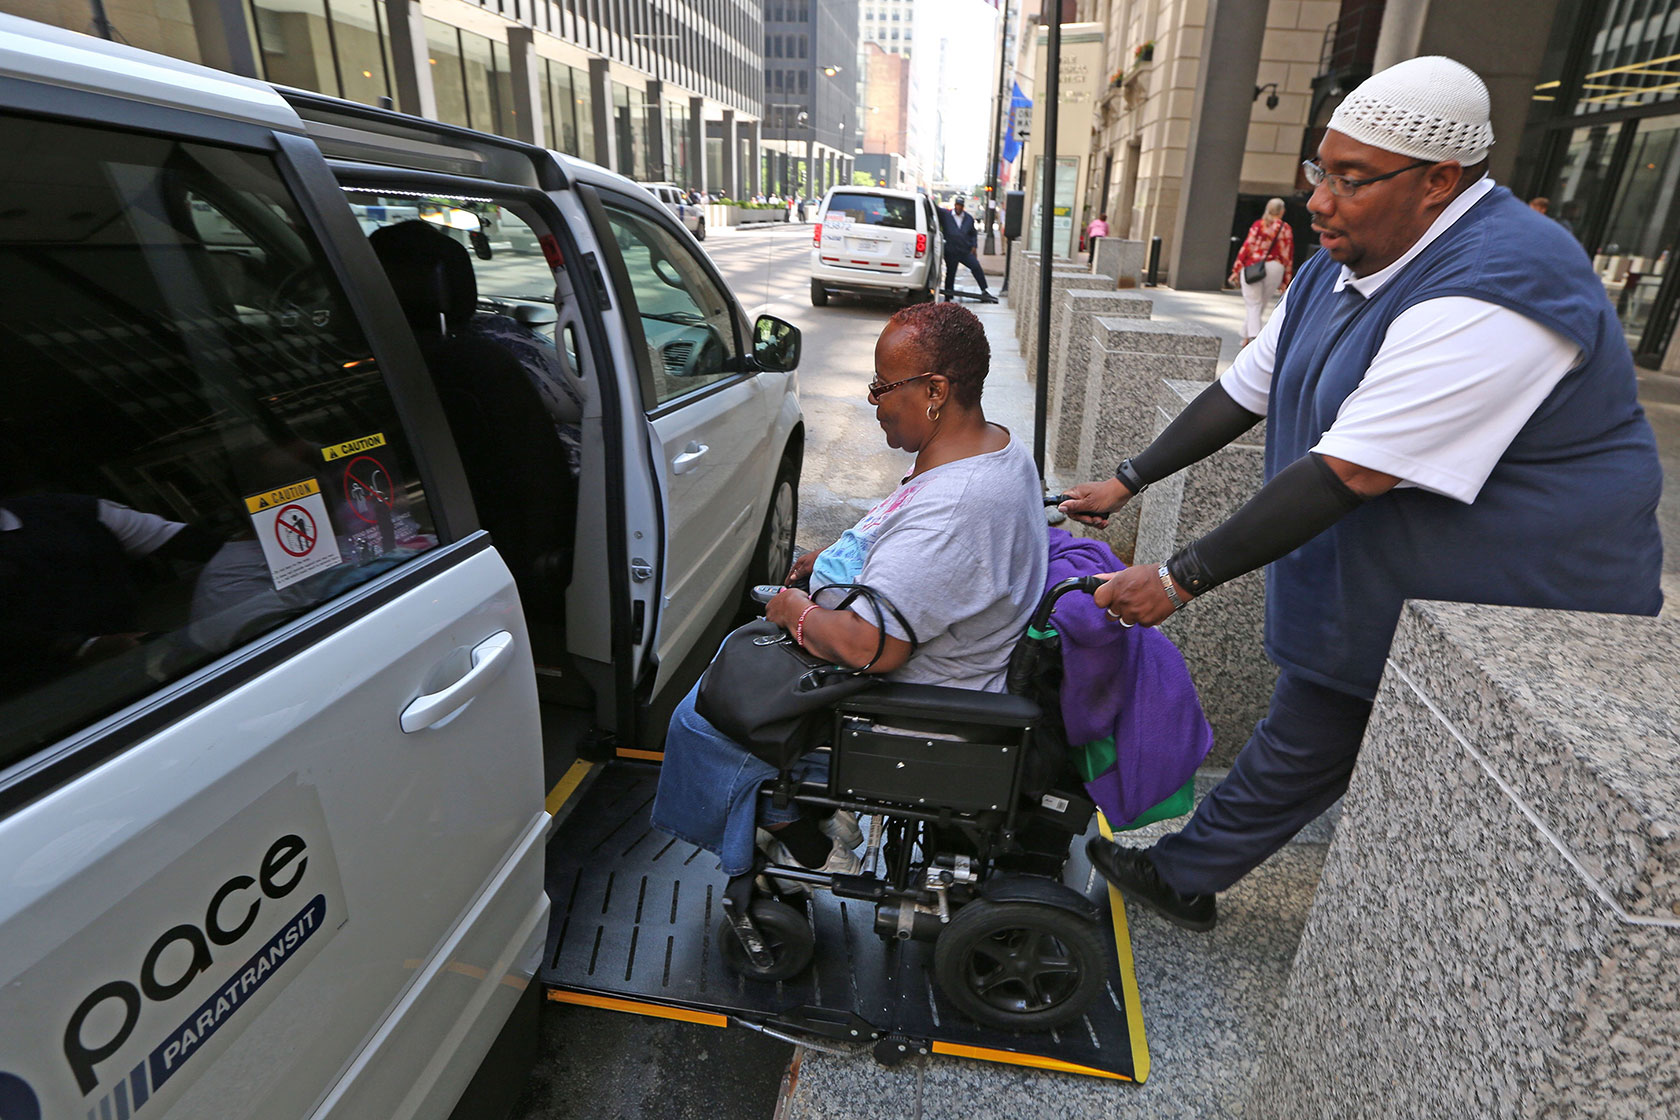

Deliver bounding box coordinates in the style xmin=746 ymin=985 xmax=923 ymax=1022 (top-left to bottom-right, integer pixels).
xmin=1148 ymin=671 xmax=1373 ymax=895
xmin=649 ymin=682 xmax=825 ymax=877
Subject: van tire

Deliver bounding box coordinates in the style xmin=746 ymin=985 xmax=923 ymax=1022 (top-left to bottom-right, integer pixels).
xmin=695 ymin=218 xmax=706 ymax=242
xmin=810 ymin=279 xmax=828 ymax=306
xmin=741 ymin=458 xmax=798 ymax=618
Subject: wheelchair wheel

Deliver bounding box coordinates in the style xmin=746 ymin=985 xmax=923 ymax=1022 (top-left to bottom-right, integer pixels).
xmin=932 ymin=900 xmax=1106 ymax=1032
xmin=718 ymin=900 xmax=814 ymax=983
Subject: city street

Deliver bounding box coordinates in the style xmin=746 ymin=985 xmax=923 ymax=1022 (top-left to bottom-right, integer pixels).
xmin=702 ymin=223 xmax=958 ymax=549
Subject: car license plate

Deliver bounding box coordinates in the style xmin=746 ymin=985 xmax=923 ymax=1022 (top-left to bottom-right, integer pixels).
xmin=852 ymin=238 xmax=886 ymax=253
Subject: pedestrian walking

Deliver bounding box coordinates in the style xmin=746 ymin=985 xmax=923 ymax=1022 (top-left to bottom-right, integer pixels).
xmin=937 ymin=196 xmax=995 ymax=302
xmin=1229 ymin=198 xmax=1294 ymax=345
xmin=1085 ymin=213 xmax=1110 ymax=262
xmin=1058 ymin=55 xmax=1664 ymax=934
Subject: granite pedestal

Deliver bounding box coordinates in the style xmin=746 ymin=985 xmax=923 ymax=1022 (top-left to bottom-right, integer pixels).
xmin=1029 ymin=271 xmax=1115 ymax=384
xmin=1013 ymin=251 xmax=1039 ymax=350
xmin=1132 ymin=378 xmax=1273 ymax=767
xmin=1246 ymin=601 xmax=1680 ymax=1120
xmin=1072 ymin=317 xmax=1220 ymax=556
xmin=1091 ymin=237 xmax=1147 ymax=287
xmin=1047 ymin=289 xmax=1153 ymax=472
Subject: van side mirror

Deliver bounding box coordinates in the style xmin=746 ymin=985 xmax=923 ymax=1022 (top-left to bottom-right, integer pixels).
xmin=752 ymin=314 xmax=801 ymax=372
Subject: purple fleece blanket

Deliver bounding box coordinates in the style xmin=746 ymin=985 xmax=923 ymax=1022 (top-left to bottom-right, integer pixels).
xmin=1046 ymin=529 xmax=1213 ymax=825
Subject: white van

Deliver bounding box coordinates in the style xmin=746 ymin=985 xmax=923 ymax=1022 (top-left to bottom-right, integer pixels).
xmin=809 ymin=186 xmax=943 ymax=306
xmin=0 ymin=15 xmax=800 ymax=1119
xmin=641 ymin=181 xmax=706 ymax=240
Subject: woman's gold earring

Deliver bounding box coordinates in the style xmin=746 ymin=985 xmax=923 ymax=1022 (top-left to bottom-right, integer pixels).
xmin=926 ymin=403 xmax=940 ymax=422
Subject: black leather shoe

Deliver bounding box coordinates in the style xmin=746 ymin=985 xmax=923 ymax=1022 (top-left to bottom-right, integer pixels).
xmin=1085 ymin=837 xmax=1217 ymax=931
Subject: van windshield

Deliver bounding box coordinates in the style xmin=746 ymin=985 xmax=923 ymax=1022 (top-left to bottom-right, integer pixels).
xmin=824 ymin=193 xmax=916 ymax=229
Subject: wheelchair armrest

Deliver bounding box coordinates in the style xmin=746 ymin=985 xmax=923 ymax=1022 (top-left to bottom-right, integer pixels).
xmin=834 ymin=682 xmax=1040 ymax=727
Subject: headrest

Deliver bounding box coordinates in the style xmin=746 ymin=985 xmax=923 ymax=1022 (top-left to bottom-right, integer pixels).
xmin=368 ymin=220 xmax=478 ymax=332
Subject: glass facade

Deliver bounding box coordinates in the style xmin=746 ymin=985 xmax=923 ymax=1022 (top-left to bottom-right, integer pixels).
xmin=1522 ymin=0 xmax=1680 ymax=362
xmin=612 ymin=81 xmax=648 ymax=180
xmin=248 ymin=0 xmax=391 ymax=107
xmin=425 ymin=18 xmax=470 ymax=129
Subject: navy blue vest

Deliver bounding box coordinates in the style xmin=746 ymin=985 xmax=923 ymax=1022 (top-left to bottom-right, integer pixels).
xmin=1265 ymin=185 xmax=1664 ymax=698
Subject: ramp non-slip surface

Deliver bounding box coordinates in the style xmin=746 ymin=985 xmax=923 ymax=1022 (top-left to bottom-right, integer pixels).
xmin=539 ymin=762 xmax=1148 ymax=1081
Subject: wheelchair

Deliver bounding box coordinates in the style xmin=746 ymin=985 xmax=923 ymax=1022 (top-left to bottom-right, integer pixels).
xmin=716 ymin=575 xmax=1111 ymax=1034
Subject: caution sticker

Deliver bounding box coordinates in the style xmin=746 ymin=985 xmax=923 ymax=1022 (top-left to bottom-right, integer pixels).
xmin=321 ymin=432 xmax=387 ymax=462
xmin=245 ymin=479 xmax=342 ymax=589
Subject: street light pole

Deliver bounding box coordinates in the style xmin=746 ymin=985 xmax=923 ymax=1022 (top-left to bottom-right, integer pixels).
xmin=1033 ymin=0 xmax=1062 ymax=479
xmin=983 ymin=0 xmax=1014 ymax=256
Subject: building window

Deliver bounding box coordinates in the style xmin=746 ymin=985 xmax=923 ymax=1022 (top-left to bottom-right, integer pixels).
xmin=424 ymin=19 xmax=469 ymax=128
xmin=250 ymin=0 xmax=340 ymax=97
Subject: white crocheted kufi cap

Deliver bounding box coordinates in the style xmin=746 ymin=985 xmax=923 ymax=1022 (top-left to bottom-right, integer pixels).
xmin=1327 ymin=55 xmax=1494 ymax=165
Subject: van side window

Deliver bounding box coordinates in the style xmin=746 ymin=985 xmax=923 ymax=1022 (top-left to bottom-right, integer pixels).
xmin=603 ymin=205 xmax=739 ymax=407
xmin=0 ymin=115 xmax=439 ymax=771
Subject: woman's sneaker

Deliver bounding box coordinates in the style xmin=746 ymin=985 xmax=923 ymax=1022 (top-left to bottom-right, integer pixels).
xmin=818 ymin=810 xmax=864 ymax=850
xmin=763 ymin=836 xmax=862 ymax=895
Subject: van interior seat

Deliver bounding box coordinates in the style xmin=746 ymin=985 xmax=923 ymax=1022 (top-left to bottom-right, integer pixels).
xmin=367 ymin=221 xmax=574 ymax=634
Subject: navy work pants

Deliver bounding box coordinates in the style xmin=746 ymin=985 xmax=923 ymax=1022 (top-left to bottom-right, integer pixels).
xmin=943 ymin=250 xmax=988 ymax=297
xmin=1148 ymin=671 xmax=1373 ymax=895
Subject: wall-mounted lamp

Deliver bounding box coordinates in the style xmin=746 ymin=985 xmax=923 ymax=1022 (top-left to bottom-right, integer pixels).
xmin=1254 ymin=82 xmax=1280 ymax=110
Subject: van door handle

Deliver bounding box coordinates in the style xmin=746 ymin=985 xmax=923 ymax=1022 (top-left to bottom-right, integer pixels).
xmin=401 ymin=631 xmax=515 ymax=733
xmin=672 ymin=441 xmax=708 ymax=474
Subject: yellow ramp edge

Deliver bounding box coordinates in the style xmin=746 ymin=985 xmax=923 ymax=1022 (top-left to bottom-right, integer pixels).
xmin=547 ymin=988 xmax=729 ymax=1028
xmin=930 ymin=1041 xmax=1132 ymax=1081
xmin=544 ymin=759 xmax=595 ymax=817
xmin=1097 ymin=811 xmax=1151 ymax=1083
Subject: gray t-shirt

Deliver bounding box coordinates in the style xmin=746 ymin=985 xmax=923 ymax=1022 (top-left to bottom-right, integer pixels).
xmin=810 ymin=432 xmax=1048 ymax=692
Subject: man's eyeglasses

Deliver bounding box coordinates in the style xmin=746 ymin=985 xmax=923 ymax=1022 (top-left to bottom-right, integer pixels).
xmin=867 ymin=371 xmax=933 ymax=399
xmin=1302 ymin=159 xmax=1434 ymax=198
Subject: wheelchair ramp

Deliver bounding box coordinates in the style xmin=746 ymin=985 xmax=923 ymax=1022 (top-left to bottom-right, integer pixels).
xmin=538 ymin=762 xmax=1150 ymax=1082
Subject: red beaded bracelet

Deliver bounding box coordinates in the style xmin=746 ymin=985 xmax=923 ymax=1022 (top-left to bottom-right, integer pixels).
xmin=794 ymin=602 xmax=819 ymax=647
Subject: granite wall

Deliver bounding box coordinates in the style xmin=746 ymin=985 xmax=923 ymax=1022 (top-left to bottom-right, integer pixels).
xmin=1072 ymin=318 xmax=1220 ymax=557
xmin=1047 ymin=290 xmax=1153 ymax=473
xmin=1246 ymin=601 xmax=1680 ymax=1120
xmin=1091 ymin=237 xmax=1146 ymax=287
xmin=1027 ymin=271 xmax=1114 ymax=383
xmin=1133 ymin=379 xmax=1273 ymax=766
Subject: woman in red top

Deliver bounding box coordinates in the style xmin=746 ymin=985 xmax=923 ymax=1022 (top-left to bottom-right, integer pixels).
xmin=1229 ymin=198 xmax=1293 ymax=345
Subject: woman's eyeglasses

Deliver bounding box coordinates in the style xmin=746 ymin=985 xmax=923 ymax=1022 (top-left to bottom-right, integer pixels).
xmin=867 ymin=371 xmax=934 ymax=399
xmin=1301 ymin=159 xmax=1433 ymax=198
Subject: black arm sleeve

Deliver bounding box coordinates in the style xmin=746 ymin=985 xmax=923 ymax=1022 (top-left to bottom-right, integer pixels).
xmin=1124 ymin=381 xmax=1263 ymax=487
xmin=1166 ymin=452 xmax=1365 ymax=597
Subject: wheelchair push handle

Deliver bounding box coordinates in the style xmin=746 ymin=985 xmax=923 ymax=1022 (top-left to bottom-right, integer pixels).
xmin=1028 ymin=575 xmax=1104 ymax=632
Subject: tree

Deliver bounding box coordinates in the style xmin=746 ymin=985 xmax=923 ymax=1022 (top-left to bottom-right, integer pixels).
xmin=851 ymin=170 xmax=876 ymax=186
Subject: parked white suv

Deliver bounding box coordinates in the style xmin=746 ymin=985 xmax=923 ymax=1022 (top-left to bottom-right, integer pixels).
xmin=809 ymin=186 xmax=942 ymax=306
xmin=0 ymin=14 xmax=800 ymax=1119
xmin=642 ymin=181 xmax=706 ymax=240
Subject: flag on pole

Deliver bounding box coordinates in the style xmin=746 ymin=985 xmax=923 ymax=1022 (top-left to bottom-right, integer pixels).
xmin=1001 ymin=83 xmax=1030 ymax=164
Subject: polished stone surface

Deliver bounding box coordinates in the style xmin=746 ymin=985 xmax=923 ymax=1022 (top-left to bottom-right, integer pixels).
xmin=1133 ymin=379 xmax=1272 ymax=767
xmin=1071 ymin=319 xmax=1220 ymax=557
xmin=1248 ymin=601 xmax=1680 ymax=1120
xmin=1029 ymin=271 xmax=1115 ymax=383
xmin=1091 ymin=237 xmax=1147 ymax=288
xmin=1049 ymin=290 xmax=1154 ymax=471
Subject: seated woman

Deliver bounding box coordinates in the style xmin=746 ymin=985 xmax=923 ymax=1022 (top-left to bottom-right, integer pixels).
xmin=651 ymin=301 xmax=1048 ymax=879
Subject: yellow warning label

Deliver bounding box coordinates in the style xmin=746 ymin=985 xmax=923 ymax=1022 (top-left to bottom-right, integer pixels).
xmin=321 ymin=432 xmax=388 ymax=462
xmin=244 ymin=478 xmax=322 ymax=514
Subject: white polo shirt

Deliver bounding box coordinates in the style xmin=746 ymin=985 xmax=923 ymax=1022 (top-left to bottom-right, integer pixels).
xmin=1219 ymin=177 xmax=1584 ymax=504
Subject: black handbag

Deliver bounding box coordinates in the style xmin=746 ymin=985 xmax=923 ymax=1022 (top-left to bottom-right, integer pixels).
xmin=1241 ymin=223 xmax=1281 ymax=284
xmin=695 ymin=583 xmax=918 ymax=770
